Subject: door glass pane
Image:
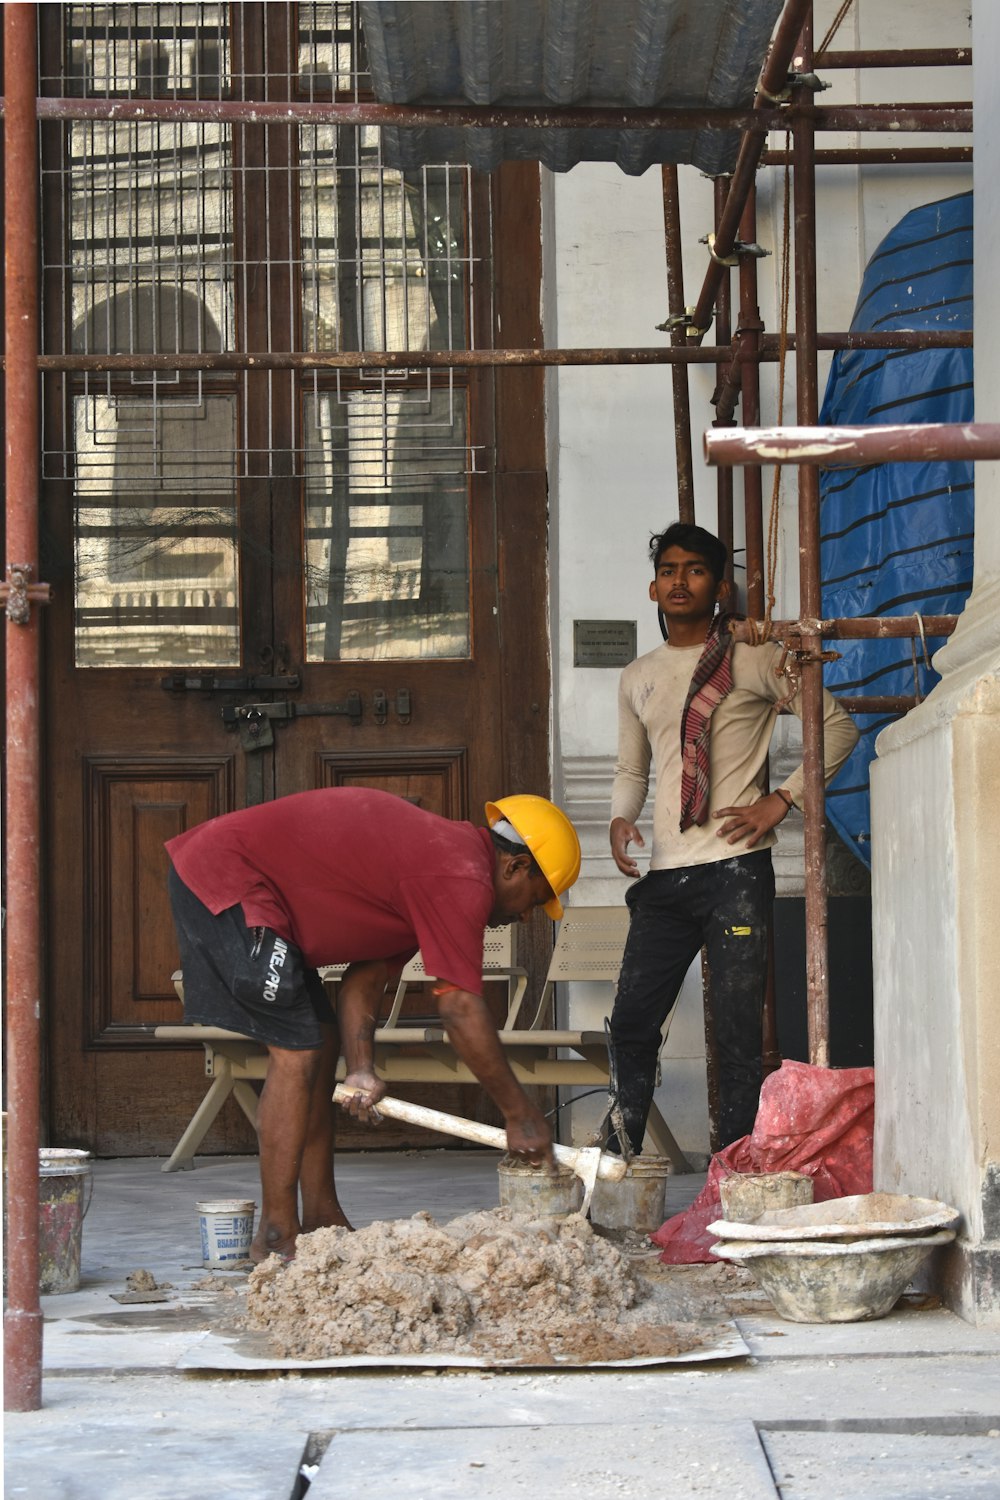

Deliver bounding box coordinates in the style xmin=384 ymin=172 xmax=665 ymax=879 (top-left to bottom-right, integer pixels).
xmin=300 ymin=125 xmax=470 ymax=355
xmin=303 ymin=388 xmax=470 ymax=661
xmin=73 ymin=394 xmax=239 ymax=666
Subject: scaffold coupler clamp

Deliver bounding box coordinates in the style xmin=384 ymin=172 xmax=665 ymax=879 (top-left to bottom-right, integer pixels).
xmin=2 ymin=564 xmax=51 ymax=624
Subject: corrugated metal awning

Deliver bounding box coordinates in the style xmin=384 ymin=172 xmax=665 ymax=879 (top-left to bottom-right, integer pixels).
xmin=358 ymin=0 xmax=785 ymax=177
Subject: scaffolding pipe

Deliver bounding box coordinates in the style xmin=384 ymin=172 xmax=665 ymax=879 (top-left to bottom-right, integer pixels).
xmin=3 ymin=1 xmax=44 ymax=1415
xmin=817 ymin=48 xmax=971 ymax=68
xmin=687 ymin=0 xmax=814 ymax=341
xmin=660 ymin=165 xmax=695 ymax=521
xmin=23 ymin=329 xmax=969 ymax=373
xmin=791 ymin=27 xmax=832 ymax=1069
xmin=736 ymin=192 xmax=767 ymax=620
xmin=713 ymin=175 xmax=736 ymax=579
xmin=729 ymin=615 xmax=957 ymax=642
xmin=705 ymin=421 xmax=999 ymax=467
xmin=18 ymin=95 xmax=972 ymax=132
xmin=763 ymin=146 xmax=972 ymax=165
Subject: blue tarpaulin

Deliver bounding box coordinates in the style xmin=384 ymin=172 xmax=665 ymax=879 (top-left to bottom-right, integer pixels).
xmin=819 ymin=191 xmax=974 ymax=867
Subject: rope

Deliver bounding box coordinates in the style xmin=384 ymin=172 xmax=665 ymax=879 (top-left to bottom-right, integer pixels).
xmin=816 ymin=0 xmax=856 ymax=58
xmin=764 ymin=135 xmax=792 ymax=629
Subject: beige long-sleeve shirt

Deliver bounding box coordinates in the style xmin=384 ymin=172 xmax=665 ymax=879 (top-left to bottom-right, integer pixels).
xmin=611 ymin=639 xmax=859 ymax=870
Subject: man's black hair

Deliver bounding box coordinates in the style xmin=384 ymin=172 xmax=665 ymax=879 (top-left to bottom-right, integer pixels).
xmin=649 ymin=522 xmax=727 ymax=584
xmin=489 ymin=828 xmax=543 ymax=879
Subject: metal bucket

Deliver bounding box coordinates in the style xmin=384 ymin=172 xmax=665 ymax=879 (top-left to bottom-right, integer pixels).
xmin=590 ymin=1155 xmax=671 ymax=1235
xmin=38 ymin=1148 xmax=93 ymax=1294
xmin=497 ymin=1159 xmax=583 ymax=1217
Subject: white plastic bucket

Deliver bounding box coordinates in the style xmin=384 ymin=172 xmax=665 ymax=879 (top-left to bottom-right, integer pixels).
xmin=196 ymin=1199 xmax=256 ymax=1268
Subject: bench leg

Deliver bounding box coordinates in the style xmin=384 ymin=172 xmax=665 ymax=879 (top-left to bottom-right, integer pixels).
xmin=645 ymin=1102 xmax=693 ymax=1173
xmin=160 ymin=1064 xmax=238 ymax=1173
xmin=231 ymin=1079 xmax=261 ymax=1130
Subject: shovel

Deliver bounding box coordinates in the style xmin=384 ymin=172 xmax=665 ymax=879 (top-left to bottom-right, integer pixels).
xmin=333 ymin=1085 xmax=627 ymax=1216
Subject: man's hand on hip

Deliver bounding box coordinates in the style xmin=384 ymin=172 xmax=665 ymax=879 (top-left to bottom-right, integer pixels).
xmin=714 ymin=791 xmax=791 ymax=848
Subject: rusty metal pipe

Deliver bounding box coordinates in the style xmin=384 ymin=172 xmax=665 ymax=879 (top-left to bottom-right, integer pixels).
xmin=816 ymin=48 xmax=971 ymax=68
xmin=763 ymin=147 xmax=972 ymax=165
xmin=661 ymin=165 xmax=695 ymax=521
xmin=761 ymin=331 xmax=972 ymax=351
xmin=33 ymin=347 xmax=732 ymax=371
xmin=791 ymin=33 xmax=831 ymax=1069
xmin=808 ymin=104 xmax=971 ymax=131
xmin=3 ymin=0 xmax=44 ymax=1415
xmin=736 ymin=191 xmax=766 ymax=620
xmin=712 ymin=176 xmax=735 ymax=576
xmin=688 ymin=0 xmax=814 ymax=341
xmin=24 ymin=330 xmax=968 ymax=374
xmin=25 ymin=96 xmax=786 ymax=130
xmin=705 ymin=421 xmax=997 ymax=467
xmin=729 ymin=615 xmax=957 ymax=642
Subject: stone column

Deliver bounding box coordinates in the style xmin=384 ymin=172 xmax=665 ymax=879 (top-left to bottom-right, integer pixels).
xmin=870 ymin=2 xmax=1000 ymax=1325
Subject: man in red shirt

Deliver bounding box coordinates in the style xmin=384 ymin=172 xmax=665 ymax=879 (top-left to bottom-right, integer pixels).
xmin=166 ymin=787 xmax=581 ymax=1263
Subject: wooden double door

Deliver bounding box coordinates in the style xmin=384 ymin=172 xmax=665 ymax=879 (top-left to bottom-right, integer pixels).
xmin=40 ymin=142 xmax=549 ymax=1155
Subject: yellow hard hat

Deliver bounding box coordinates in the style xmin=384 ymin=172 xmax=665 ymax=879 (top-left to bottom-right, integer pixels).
xmin=484 ymin=794 xmax=582 ymax=920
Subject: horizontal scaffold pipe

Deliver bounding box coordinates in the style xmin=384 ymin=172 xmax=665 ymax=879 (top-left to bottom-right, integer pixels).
xmin=29 ymin=332 xmax=971 ymax=376
xmin=817 ymin=48 xmax=971 ymax=68
xmin=729 ymin=617 xmax=958 ymax=643
xmin=705 ymin=423 xmax=999 ymax=468
xmin=762 ymin=147 xmax=972 ymax=164
xmin=35 ymin=347 xmax=729 ymax=371
xmin=5 ymin=97 xmax=971 ymax=134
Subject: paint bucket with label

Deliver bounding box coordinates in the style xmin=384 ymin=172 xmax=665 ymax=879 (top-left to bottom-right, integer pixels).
xmin=196 ymin=1199 xmax=256 ymax=1268
xmin=497 ymin=1159 xmax=583 ymax=1217
xmin=37 ymin=1148 xmax=93 ymax=1294
xmin=589 ymin=1155 xmax=671 ymax=1235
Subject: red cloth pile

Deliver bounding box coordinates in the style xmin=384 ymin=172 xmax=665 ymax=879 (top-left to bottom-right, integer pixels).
xmin=651 ymin=1059 xmax=875 ymax=1264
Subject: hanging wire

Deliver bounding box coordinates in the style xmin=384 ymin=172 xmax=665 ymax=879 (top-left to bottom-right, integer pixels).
xmin=816 ymin=0 xmax=857 ymax=59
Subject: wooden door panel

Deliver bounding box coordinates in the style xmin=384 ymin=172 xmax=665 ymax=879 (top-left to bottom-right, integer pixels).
xmin=85 ymin=757 xmax=233 ymax=1043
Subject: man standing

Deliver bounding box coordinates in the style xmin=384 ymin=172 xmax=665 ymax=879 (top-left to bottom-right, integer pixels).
xmin=608 ymin=522 xmax=858 ymax=1153
xmin=166 ymin=787 xmax=581 ymax=1262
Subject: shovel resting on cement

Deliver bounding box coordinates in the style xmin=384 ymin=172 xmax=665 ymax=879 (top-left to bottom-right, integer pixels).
xmin=333 ymin=1085 xmax=627 ymax=1216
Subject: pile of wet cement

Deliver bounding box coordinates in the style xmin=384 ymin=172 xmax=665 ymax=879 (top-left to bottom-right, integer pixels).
xmin=246 ymin=1206 xmax=714 ymax=1364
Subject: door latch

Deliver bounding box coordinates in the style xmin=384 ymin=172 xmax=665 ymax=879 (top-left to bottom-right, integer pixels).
xmin=222 ymin=692 xmax=363 ymax=749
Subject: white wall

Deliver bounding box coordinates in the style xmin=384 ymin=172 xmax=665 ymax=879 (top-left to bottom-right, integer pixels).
xmin=868 ymin=0 xmax=1000 ymax=1323
xmin=543 ymin=0 xmax=973 ymax=1155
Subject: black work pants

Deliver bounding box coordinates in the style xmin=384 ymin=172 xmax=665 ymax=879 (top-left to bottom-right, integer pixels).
xmin=608 ymin=849 xmax=774 ymax=1154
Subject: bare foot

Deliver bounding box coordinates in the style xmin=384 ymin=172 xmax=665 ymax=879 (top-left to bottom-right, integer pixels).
xmin=250 ymin=1224 xmax=298 ymax=1265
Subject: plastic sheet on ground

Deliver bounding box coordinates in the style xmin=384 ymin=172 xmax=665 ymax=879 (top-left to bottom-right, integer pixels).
xmin=651 ymin=1060 xmax=875 ymax=1265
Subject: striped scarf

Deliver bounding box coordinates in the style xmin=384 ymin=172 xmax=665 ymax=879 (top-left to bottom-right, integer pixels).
xmin=678 ymin=614 xmax=734 ymax=832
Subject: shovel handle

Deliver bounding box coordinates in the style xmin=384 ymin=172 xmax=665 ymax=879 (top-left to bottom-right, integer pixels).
xmin=333 ymin=1085 xmax=626 ymax=1181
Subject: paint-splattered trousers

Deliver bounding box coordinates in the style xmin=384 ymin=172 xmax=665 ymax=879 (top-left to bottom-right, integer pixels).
xmin=608 ymin=849 xmax=774 ymax=1153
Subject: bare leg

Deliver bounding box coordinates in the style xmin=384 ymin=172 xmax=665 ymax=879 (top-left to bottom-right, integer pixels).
xmin=299 ymin=1021 xmax=353 ymax=1234
xmin=250 ymin=1043 xmax=322 ymax=1264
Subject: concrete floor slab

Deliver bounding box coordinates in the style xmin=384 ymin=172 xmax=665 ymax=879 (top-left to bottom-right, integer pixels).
xmin=309 ymin=1420 xmax=778 ymax=1499
xmin=760 ymin=1430 xmax=1000 ymax=1499
xmin=6 ymin=1153 xmax=1000 ymax=1500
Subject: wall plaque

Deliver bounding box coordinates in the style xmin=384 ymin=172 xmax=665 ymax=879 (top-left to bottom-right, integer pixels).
xmin=573 ymin=619 xmax=637 ymax=668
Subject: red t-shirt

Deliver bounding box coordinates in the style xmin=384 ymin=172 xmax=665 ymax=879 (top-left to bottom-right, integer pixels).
xmin=166 ymin=787 xmax=495 ymax=995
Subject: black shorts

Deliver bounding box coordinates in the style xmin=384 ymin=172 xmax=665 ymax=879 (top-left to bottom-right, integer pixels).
xmin=168 ymin=865 xmax=334 ymax=1050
